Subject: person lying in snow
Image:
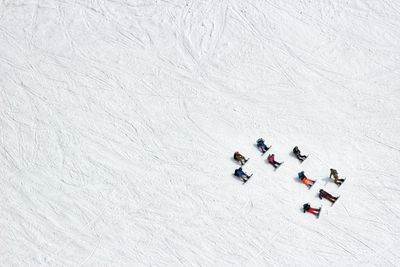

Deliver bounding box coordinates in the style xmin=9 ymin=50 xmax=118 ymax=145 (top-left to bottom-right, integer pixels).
xmin=298 ymin=171 xmax=315 ymax=188
xmin=319 ymin=189 xmax=339 ymax=204
xmin=303 ymin=203 xmax=321 ymax=217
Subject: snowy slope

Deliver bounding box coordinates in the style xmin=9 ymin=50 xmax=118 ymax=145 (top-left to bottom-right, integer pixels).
xmin=1 ymin=0 xmax=400 ymax=266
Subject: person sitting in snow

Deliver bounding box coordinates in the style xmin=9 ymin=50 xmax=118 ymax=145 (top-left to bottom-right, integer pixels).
xmin=233 ymin=151 xmax=248 ymax=165
xmin=330 ymin=168 xmax=345 ymax=186
xmin=267 ymin=154 xmax=282 ymax=169
xmin=256 ymin=138 xmax=270 ymax=154
xmin=234 ymin=167 xmax=251 ymax=181
xmin=293 ymin=146 xmax=307 ymax=162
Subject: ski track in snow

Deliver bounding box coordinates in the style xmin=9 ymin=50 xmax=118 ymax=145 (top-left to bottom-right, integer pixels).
xmin=1 ymin=0 xmax=400 ymax=266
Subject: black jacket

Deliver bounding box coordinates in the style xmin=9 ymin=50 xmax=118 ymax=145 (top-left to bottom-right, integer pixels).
xmin=303 ymin=203 xmax=310 ymax=212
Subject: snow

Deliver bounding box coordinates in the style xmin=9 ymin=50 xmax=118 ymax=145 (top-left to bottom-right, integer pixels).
xmin=1 ymin=0 xmax=400 ymax=266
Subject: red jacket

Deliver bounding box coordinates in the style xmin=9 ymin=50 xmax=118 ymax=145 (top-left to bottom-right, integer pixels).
xmin=268 ymin=154 xmax=275 ymax=163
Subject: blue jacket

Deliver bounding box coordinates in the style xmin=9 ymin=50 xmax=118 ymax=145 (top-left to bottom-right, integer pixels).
xmin=234 ymin=168 xmax=244 ymax=177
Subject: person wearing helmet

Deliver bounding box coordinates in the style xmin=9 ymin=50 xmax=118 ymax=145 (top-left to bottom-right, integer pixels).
xmin=233 ymin=151 xmax=248 ymax=165
xmin=330 ymin=168 xmax=345 ymax=186
xmin=292 ymin=146 xmax=307 ymax=162
xmin=256 ymin=138 xmax=270 ymax=154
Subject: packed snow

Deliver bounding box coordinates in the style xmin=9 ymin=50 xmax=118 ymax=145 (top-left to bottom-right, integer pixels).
xmin=1 ymin=0 xmax=400 ymax=266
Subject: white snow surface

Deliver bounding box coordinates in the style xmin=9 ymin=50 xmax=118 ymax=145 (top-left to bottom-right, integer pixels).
xmin=1 ymin=0 xmax=400 ymax=266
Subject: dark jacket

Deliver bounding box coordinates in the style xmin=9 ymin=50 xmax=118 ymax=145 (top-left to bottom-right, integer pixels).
xmin=303 ymin=203 xmax=310 ymax=212
xmin=298 ymin=171 xmax=306 ymax=180
xmin=234 ymin=168 xmax=244 ymax=177
xmin=319 ymin=190 xmax=328 ymax=199
xmin=257 ymin=139 xmax=265 ymax=147
xmin=319 ymin=189 xmax=333 ymax=199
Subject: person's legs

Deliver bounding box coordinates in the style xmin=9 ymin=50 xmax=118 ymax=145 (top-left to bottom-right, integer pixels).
xmin=303 ymin=179 xmax=312 ymax=189
xmin=303 ymin=178 xmax=313 ymax=185
xmin=330 ymin=196 xmax=338 ymax=202
xmin=308 ymin=208 xmax=319 ymax=215
xmin=325 ymin=196 xmax=334 ymax=203
xmin=335 ymin=178 xmax=343 ymax=185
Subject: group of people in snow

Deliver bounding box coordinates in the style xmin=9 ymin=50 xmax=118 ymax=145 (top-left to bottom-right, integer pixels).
xmin=232 ymin=138 xmax=346 ymax=218
xmin=300 ymin=168 xmax=344 ymax=217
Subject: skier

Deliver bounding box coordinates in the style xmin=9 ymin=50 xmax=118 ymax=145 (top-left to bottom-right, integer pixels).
xmin=330 ymin=168 xmax=345 ymax=186
xmin=303 ymin=203 xmax=321 ymax=217
xmin=234 ymin=167 xmax=251 ymax=181
xmin=267 ymin=154 xmax=282 ymax=169
xmin=256 ymin=138 xmax=270 ymax=154
xmin=319 ymin=189 xmax=339 ymax=204
xmin=298 ymin=171 xmax=315 ymax=188
xmin=293 ymin=146 xmax=307 ymax=162
xmin=233 ymin=151 xmax=248 ymax=165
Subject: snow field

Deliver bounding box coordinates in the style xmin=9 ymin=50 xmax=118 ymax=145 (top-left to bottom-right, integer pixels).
xmin=1 ymin=0 xmax=400 ymax=266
